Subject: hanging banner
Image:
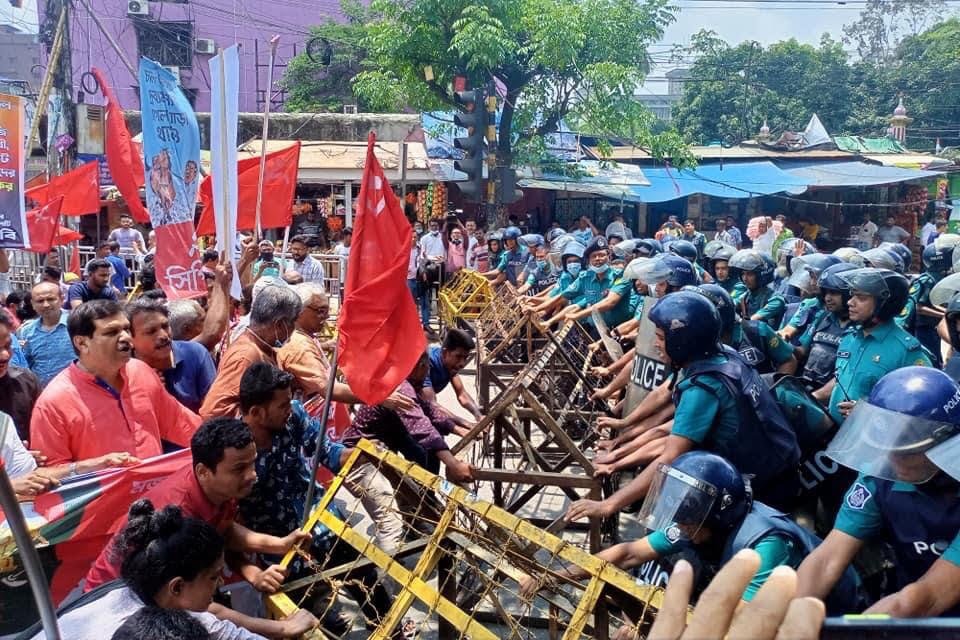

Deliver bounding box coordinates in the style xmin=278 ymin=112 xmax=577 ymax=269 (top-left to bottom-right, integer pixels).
xmin=0 ymin=94 xmax=29 ymax=249
xmin=209 ymin=45 xmax=242 ymax=299
xmin=139 ymin=58 xmax=204 ymax=299
xmin=624 ymin=296 xmax=669 ymax=415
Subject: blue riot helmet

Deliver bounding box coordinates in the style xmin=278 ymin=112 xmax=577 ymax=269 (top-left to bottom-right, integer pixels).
xmin=487 ymin=231 xmax=503 ymax=252
xmin=859 ymin=247 xmax=904 ymax=273
xmin=520 ymin=233 xmax=545 ymax=249
xmin=880 ymin=242 xmax=913 ymax=273
xmin=549 ymin=233 xmax=576 ymax=254
xmin=729 ymin=249 xmax=775 ymax=288
xmin=683 ymin=284 xmax=736 ymax=336
xmin=636 ymin=238 xmax=662 ymax=258
xmin=669 ymin=239 xmax=699 ymax=263
xmin=611 ymin=239 xmax=640 ymax=262
xmin=837 ymin=267 xmax=909 ymax=322
xmin=546 ymin=227 xmax=567 ymax=243
xmin=704 ymin=242 xmax=736 ymax=280
xmin=832 ymin=247 xmax=861 ymax=264
xmin=817 ymin=262 xmax=858 ymax=305
xmin=638 ymin=451 xmax=752 ymax=542
xmin=922 ymin=242 xmax=954 ymax=276
xmin=628 ymin=253 xmax=698 ymax=293
xmin=503 ymin=226 xmax=522 ymax=247
xmin=828 ymin=367 xmax=960 ymax=484
xmin=648 ymin=290 xmax=722 ymax=366
xmin=561 ymin=240 xmax=586 ymax=263
xmin=787 ymin=253 xmax=843 ymax=295
xmin=606 ymin=221 xmax=628 ymax=242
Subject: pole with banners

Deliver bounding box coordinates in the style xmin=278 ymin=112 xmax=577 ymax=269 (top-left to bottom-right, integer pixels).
xmin=255 ymin=35 xmax=280 ymax=239
xmin=0 ymin=94 xmax=30 ymax=250
xmin=209 ymin=45 xmax=242 ymax=300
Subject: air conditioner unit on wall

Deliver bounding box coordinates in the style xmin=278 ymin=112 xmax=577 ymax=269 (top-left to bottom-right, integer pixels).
xmin=127 ymin=0 xmax=148 ymax=16
xmin=162 ymin=66 xmax=181 ymax=84
xmin=195 ymin=38 xmax=216 ymax=55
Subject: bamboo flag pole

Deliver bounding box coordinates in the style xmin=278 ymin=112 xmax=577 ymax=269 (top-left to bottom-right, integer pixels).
xmin=24 ymin=4 xmax=66 ymax=155
xmin=215 ymin=48 xmax=231 ymax=264
xmin=254 ymin=35 xmax=280 ymax=239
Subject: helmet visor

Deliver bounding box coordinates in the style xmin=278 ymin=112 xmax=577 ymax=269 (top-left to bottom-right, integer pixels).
xmin=930 ymin=272 xmax=960 ymax=307
xmin=787 ymin=261 xmax=817 ymax=294
xmin=622 ymin=257 xmax=653 ymax=282
xmin=627 ymin=256 xmax=673 ymax=284
xmin=935 ymin=233 xmax=960 ymax=252
xmin=826 ymin=401 xmax=959 ymax=483
xmin=859 ymin=248 xmax=899 ymax=271
xmin=837 ymin=269 xmax=889 ymax=301
xmin=637 ymin=465 xmax=717 ymax=542
xmin=926 ymin=434 xmax=960 ymax=483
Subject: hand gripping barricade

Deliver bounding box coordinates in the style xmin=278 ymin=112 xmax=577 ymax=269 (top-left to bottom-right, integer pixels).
xmin=437 ymin=269 xmax=496 ymax=329
xmin=268 ymin=439 xmax=683 ymax=640
xmin=473 ymin=282 xmax=553 ymax=411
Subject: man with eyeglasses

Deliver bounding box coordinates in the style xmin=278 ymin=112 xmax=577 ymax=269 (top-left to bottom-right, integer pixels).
xmin=277 ymin=283 xmax=413 ymax=411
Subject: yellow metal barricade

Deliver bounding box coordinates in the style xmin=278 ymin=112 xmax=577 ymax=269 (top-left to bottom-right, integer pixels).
xmin=438 ymin=269 xmax=495 ymax=326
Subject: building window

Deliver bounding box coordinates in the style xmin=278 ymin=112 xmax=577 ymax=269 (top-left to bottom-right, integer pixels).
xmin=135 ymin=21 xmax=193 ymax=68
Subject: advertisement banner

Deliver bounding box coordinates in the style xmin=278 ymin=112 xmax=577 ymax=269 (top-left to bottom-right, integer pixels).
xmin=209 ymin=45 xmax=242 ymax=299
xmin=138 ymin=58 xmax=204 ymax=299
xmin=0 ymin=94 xmax=28 ymax=248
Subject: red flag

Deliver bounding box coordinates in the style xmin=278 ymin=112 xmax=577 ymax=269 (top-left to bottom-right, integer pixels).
xmin=25 ymin=161 xmax=100 ymax=216
xmin=25 ymin=196 xmax=64 ymax=253
xmin=68 ymin=243 xmax=81 ymax=276
xmin=195 ymin=142 xmax=301 ymax=235
xmin=336 ymin=133 xmax=425 ymax=404
xmin=92 ymin=68 xmax=150 ymax=223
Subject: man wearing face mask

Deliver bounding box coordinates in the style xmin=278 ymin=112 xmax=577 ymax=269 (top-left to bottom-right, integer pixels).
xmin=200 ymin=283 xmax=303 ymax=419
xmin=539 ymin=237 xmax=617 ymax=331
xmin=31 ymin=299 xmax=201 ymax=466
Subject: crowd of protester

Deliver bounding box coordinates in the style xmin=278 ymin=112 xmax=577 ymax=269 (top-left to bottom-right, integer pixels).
xmin=2 ymin=205 xmax=960 ymax=639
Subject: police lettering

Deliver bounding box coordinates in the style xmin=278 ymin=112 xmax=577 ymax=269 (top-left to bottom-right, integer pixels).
xmin=943 ymin=387 xmax=960 ymax=414
xmin=913 ymin=540 xmax=949 ymax=556
xmin=797 ymin=450 xmax=841 ymax=490
xmin=632 ymin=355 xmax=667 ymax=390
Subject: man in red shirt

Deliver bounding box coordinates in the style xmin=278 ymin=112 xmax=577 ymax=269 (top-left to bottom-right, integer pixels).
xmin=84 ymin=417 xmax=314 ymax=637
xmin=30 ymin=300 xmax=201 ymax=465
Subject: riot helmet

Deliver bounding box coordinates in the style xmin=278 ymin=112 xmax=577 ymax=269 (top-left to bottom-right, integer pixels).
xmin=648 ymin=291 xmax=722 ymax=366
xmin=729 ymin=249 xmax=775 ymax=288
xmin=683 ymin=284 xmax=736 ymax=336
xmin=837 ymin=267 xmax=909 ymax=323
xmin=669 ymin=239 xmax=699 ymax=263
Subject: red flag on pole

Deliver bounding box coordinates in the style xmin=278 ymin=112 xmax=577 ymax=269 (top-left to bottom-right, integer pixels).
xmin=25 ymin=161 xmax=100 ymax=215
xmin=92 ymin=68 xmax=150 ymax=223
xmin=336 ymin=132 xmax=425 ymax=405
xmin=195 ymin=142 xmax=300 ymax=235
xmin=25 ymin=196 xmax=64 ymax=253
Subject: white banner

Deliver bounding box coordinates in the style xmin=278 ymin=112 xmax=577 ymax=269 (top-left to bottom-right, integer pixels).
xmin=209 ymin=45 xmax=242 ymax=299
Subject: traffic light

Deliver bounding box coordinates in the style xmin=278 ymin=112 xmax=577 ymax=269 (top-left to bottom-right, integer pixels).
xmin=453 ymin=89 xmax=488 ymax=202
xmin=494 ymin=166 xmax=523 ymax=205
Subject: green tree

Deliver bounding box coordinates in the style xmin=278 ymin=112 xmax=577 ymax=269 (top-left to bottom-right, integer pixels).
xmin=672 ymin=32 xmax=866 ymax=145
xmin=281 ymin=0 xmax=373 ymax=113
xmin=842 ymin=0 xmax=947 ymax=66
xmin=350 ymin=0 xmax=692 ymax=168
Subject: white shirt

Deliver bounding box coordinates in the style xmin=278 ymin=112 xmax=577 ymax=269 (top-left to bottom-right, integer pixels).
xmin=333 ymin=243 xmax=351 ymax=283
xmin=466 ymin=236 xmax=479 ymax=268
xmin=857 ymin=220 xmax=878 ymax=247
xmin=30 ymin=584 xmax=266 ymax=640
xmin=1 ymin=412 xmax=36 ymax=479
xmin=418 ymin=232 xmax=446 ymax=260
xmin=921 ymin=221 xmax=937 ymax=246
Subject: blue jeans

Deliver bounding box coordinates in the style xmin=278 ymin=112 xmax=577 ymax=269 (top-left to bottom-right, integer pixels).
xmin=408 ymin=278 xmax=430 ymax=328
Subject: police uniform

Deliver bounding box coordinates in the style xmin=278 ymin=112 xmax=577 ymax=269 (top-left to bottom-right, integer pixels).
xmin=834 ymin=473 xmax=960 ymax=615
xmin=495 ymin=246 xmax=530 ymax=286
xmin=562 ymin=268 xmax=633 ymax=327
xmin=672 ymin=346 xmax=800 ymax=507
xmin=732 ymin=320 xmax=794 ymax=374
xmin=786 ymin=297 xmax=824 ymax=334
xmin=897 ymin=271 xmax=943 ymax=367
xmin=744 ymin=286 xmax=787 ymax=329
xmin=550 ymin=270 xmax=578 ymax=299
xmin=829 ymin=321 xmax=932 ymax=423
xmin=729 ymin=281 xmax=748 ymax=301
xmin=524 ymin=262 xmax=560 ymax=295
xmin=798 ymin=311 xmax=849 ymax=387
xmin=648 ymin=502 xmax=861 ymax=612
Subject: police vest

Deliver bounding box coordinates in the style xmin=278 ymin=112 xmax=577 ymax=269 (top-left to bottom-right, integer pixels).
xmin=722 ymin=502 xmax=863 ymax=614
xmin=531 ymin=267 xmax=559 ymax=293
xmin=871 ymin=476 xmax=960 ymax=614
xmin=803 ymin=313 xmax=848 ymax=387
xmin=503 ymin=249 xmax=528 ymax=285
xmin=674 ymin=346 xmax=801 ymax=490
xmin=737 ymin=321 xmax=772 ymax=374
xmin=789 ymin=300 xmax=822 ymax=338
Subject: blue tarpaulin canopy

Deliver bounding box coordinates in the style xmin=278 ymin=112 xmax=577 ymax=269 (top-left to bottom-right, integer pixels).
xmin=634 ymin=161 xmax=809 ymax=202
xmin=776 ymin=160 xmax=941 ymax=187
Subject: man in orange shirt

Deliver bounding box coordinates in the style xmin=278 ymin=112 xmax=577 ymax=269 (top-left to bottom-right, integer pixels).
xmin=31 ymin=300 xmax=201 ymax=466
xmin=200 ymin=281 xmax=302 ymax=418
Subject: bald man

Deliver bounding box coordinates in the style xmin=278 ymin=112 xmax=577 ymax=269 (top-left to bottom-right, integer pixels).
xmin=18 ymin=281 xmax=75 ymax=386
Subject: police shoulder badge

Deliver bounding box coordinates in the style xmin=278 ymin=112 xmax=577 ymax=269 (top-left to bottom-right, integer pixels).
xmin=665 ymin=524 xmax=683 ymax=543
xmin=846 ymin=482 xmax=872 ymax=510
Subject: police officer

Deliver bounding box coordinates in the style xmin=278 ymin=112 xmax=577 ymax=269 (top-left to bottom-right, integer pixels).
xmin=486 ymin=232 xmax=504 ymax=272
xmin=858 ymin=246 xmax=904 ymax=273
xmin=897 ymin=239 xmax=956 ymax=368
xmin=635 ymin=238 xmax=662 ymax=258
xmin=549 ymin=241 xmax=586 ymax=298
xmin=773 ymin=238 xmax=816 ymax=303
xmin=796 ymin=263 xmax=857 ymax=388
xmin=880 ymin=241 xmax=914 ymax=274
xmin=566 ymin=291 xmax=800 ymax=522
xmin=943 ymin=292 xmax=960 ymax=382
xmin=482 ymin=226 xmax=528 ymax=285
xmin=563 ymin=239 xmax=639 ymax=329
xmin=797 ymin=367 xmax=960 ymax=617
xmin=729 ymin=249 xmax=786 ymax=328
xmin=684 ymin=284 xmax=797 ymax=375
xmin=703 ymin=241 xmax=739 ymax=295
xmin=779 ymin=253 xmax=843 ymax=342
xmin=516 ymin=240 xmax=560 ymax=297
xmin=814 ymin=268 xmax=931 ymax=424
xmin=530 ymin=452 xmax=862 ymax=613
